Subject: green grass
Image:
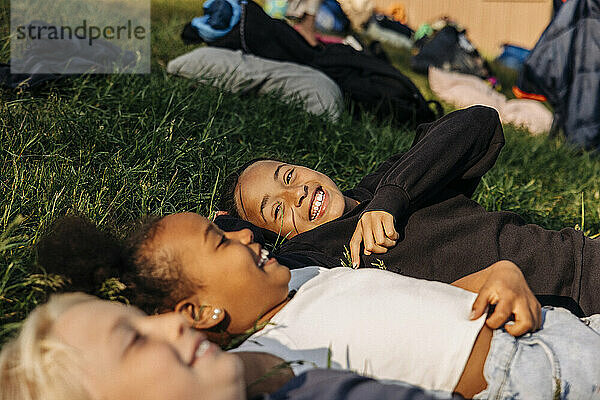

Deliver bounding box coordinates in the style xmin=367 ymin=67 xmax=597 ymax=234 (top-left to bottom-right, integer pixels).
xmin=1 ymin=0 xmax=600 ymax=345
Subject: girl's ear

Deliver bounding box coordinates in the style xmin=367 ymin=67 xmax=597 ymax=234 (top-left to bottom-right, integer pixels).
xmin=174 ymin=297 xmax=225 ymax=329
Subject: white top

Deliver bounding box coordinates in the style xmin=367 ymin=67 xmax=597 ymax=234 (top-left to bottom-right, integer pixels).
xmin=230 ymin=267 xmax=486 ymax=392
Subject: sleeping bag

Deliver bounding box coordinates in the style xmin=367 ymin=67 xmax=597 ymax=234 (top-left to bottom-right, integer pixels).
xmin=517 ymin=0 xmax=600 ymax=150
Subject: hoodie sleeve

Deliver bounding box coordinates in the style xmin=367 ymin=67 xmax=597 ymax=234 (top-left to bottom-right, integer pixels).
xmin=265 ymin=369 xmax=466 ymax=400
xmin=362 ymin=105 xmax=505 ymax=218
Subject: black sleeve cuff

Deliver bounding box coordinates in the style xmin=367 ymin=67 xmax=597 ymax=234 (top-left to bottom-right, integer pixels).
xmin=362 ymin=185 xmax=410 ymax=219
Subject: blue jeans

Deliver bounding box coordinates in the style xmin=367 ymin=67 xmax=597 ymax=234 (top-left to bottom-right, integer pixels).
xmin=474 ymin=307 xmax=600 ymax=399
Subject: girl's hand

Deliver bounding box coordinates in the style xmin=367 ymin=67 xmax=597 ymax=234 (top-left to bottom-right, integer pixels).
xmin=349 ymin=211 xmax=399 ymax=267
xmin=470 ymin=260 xmax=542 ymax=337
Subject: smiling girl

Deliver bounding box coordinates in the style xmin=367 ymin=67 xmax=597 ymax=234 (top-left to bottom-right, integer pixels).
xmin=37 ymin=212 xmax=600 ymax=399
xmin=219 ymin=105 xmax=600 ymax=316
xmin=0 ymin=292 xmax=246 ymax=400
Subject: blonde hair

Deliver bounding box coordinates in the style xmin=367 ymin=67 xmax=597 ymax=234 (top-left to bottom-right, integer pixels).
xmin=0 ymin=292 xmax=98 ymax=400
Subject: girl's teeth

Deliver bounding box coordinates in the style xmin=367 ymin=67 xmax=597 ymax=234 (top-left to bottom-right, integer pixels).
xmin=195 ymin=340 xmax=211 ymax=358
xmin=311 ymin=190 xmax=324 ymax=220
xmin=258 ymin=249 xmax=269 ymax=268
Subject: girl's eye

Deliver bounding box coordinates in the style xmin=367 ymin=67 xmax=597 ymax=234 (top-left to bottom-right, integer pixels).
xmin=218 ymin=235 xmax=228 ymax=247
xmin=285 ymin=170 xmax=293 ymax=184
xmin=274 ymin=203 xmax=282 ymax=220
xmin=127 ymin=331 xmax=145 ymax=354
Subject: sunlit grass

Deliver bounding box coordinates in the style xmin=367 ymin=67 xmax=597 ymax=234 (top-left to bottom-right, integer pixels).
xmin=1 ymin=0 xmax=600 ymax=346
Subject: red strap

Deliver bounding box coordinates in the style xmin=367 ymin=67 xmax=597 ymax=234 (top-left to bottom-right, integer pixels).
xmin=512 ymin=85 xmax=547 ymax=102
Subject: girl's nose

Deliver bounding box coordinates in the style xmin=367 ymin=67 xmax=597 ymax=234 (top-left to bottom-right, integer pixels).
xmin=144 ymin=312 xmax=190 ymax=343
xmin=284 ymin=185 xmax=308 ymax=207
xmin=226 ymin=228 xmax=254 ymax=244
xmin=144 ymin=313 xmax=209 ymax=364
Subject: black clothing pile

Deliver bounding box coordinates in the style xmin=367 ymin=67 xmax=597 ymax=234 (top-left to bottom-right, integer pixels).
xmin=217 ymin=106 xmax=596 ymax=316
xmin=411 ymin=25 xmax=490 ymax=79
xmin=183 ymin=0 xmax=441 ymax=126
xmin=517 ymin=0 xmax=599 ymax=150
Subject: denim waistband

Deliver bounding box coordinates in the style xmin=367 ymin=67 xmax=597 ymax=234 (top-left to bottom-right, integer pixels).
xmin=473 ymin=307 xmax=600 ymax=400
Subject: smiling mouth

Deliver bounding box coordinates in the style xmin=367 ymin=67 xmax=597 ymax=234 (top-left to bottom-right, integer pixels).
xmin=195 ymin=340 xmax=211 ymax=358
xmin=191 ymin=338 xmax=214 ymax=366
xmin=257 ymin=248 xmax=270 ymax=269
xmin=309 ymin=187 xmax=325 ymax=221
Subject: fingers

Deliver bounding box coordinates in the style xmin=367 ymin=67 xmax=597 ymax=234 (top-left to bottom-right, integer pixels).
xmin=470 ymin=292 xmax=490 ymax=320
xmin=382 ymin=215 xmax=399 ymax=241
xmin=472 ymin=288 xmax=523 ymax=331
xmin=362 ymin=212 xmax=397 ymax=251
xmin=531 ymin=299 xmax=542 ymax=331
xmin=481 ymin=297 xmax=541 ymax=336
xmin=504 ymin=305 xmax=535 ymax=337
xmin=471 ymin=261 xmax=543 ymax=336
xmin=501 ymin=289 xmax=541 ymax=335
xmin=371 ymin=224 xmax=396 ymax=249
xmin=349 ymin=224 xmax=363 ymax=268
xmin=349 ymin=212 xmax=399 ymax=266
xmin=362 ymin=230 xmax=388 ymax=255
xmin=485 ymin=299 xmax=517 ymax=330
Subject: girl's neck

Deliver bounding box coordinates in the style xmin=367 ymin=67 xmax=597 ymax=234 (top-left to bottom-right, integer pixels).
xmin=222 ymin=296 xmax=293 ymax=348
xmin=257 ymin=291 xmax=294 ymax=326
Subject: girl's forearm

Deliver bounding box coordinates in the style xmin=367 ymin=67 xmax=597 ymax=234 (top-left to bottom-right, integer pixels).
xmin=450 ymin=260 xmax=506 ymax=293
xmin=235 ymin=352 xmax=295 ymax=398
